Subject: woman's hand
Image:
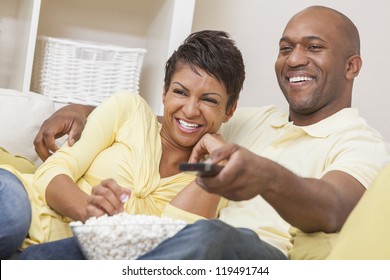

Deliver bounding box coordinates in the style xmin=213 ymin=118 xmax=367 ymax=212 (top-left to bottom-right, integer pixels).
xmin=85 ymin=178 xmax=131 ymax=220
xmin=189 ymin=133 xmax=226 ymax=163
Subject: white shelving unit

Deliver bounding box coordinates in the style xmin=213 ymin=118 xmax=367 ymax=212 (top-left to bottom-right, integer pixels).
xmin=0 ymin=0 xmax=196 ymax=114
xmin=0 ymin=0 xmax=41 ymax=94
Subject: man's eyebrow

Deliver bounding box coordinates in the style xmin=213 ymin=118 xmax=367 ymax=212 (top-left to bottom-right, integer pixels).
xmin=279 ymin=35 xmax=327 ymax=44
xmin=279 ymin=36 xmax=289 ymax=44
xmin=303 ymin=35 xmax=327 ymax=42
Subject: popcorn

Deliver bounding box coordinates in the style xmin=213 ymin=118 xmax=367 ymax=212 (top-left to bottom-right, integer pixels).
xmin=70 ymin=213 xmax=186 ymax=260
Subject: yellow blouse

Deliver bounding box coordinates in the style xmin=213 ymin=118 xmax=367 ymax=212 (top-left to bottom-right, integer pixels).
xmin=14 ymin=92 xmax=196 ymax=247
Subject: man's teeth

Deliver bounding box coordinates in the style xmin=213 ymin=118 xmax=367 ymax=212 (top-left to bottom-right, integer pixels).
xmin=289 ymin=76 xmax=313 ymax=83
xmin=179 ymin=119 xmax=200 ymax=129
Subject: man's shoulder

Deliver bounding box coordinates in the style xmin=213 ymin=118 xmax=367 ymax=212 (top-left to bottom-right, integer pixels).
xmin=232 ymin=105 xmax=286 ymax=123
xmin=219 ymin=105 xmax=287 ymax=142
xmin=331 ymin=108 xmax=385 ymax=141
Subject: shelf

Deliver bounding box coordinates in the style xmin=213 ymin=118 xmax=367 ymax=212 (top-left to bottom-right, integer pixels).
xmin=0 ymin=0 xmax=41 ymax=93
xmin=1 ymin=0 xmax=195 ymax=114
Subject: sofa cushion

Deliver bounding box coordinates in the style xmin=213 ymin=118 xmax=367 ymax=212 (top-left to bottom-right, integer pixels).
xmin=288 ymin=226 xmax=338 ymax=260
xmin=0 ymin=88 xmax=55 ymax=165
xmin=0 ymin=147 xmax=37 ymax=173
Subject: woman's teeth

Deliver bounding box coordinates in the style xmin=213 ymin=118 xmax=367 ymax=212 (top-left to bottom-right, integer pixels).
xmin=179 ymin=119 xmax=200 ymax=130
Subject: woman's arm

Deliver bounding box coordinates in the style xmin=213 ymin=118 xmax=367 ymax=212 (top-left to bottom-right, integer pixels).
xmin=46 ymin=175 xmax=132 ymax=222
xmin=169 ymin=181 xmax=221 ymax=218
xmin=169 ymin=133 xmax=227 ymax=218
xmin=46 ymin=174 xmax=89 ymax=221
xmin=34 ymin=93 xmax=138 ymax=218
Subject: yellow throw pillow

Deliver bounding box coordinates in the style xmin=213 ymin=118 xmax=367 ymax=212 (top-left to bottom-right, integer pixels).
xmin=327 ymin=162 xmax=390 ymax=259
xmin=0 ymin=147 xmax=37 ymax=174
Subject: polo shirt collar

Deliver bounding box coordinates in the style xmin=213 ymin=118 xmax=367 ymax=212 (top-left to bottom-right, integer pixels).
xmin=270 ymin=108 xmax=359 ymax=138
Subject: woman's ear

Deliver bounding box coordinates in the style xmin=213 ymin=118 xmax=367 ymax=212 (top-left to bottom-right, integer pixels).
xmin=346 ymin=55 xmax=362 ymax=80
xmin=224 ymin=101 xmax=238 ymax=123
xmin=162 ymin=86 xmax=167 ymax=105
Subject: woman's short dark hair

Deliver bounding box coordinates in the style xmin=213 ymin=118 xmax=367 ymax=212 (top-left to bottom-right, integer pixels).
xmin=164 ymin=30 xmax=245 ymax=111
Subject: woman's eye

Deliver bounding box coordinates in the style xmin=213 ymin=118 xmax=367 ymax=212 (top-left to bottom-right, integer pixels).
xmin=173 ymin=89 xmax=187 ymax=96
xmin=201 ymin=97 xmax=219 ymax=105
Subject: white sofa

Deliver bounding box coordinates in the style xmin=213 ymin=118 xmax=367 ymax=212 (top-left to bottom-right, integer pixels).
xmin=0 ymin=88 xmax=56 ymax=166
xmin=1 ymin=87 xmax=390 ymax=167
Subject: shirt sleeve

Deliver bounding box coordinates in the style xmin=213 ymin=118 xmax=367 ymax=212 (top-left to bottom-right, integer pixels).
xmin=33 ymin=92 xmax=142 ymax=203
xmin=324 ymin=130 xmax=389 ymax=189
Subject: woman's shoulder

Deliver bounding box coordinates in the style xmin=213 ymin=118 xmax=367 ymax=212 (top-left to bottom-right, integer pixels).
xmin=112 ymin=91 xmax=144 ymax=104
xmin=110 ymin=92 xmax=153 ymax=114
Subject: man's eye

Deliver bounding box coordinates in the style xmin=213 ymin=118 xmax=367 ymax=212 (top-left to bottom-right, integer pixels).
xmin=279 ymin=46 xmax=292 ymax=52
xmin=308 ymin=45 xmax=322 ymax=50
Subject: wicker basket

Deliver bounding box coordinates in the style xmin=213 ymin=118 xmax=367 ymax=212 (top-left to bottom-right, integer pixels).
xmin=31 ymin=36 xmax=147 ymax=105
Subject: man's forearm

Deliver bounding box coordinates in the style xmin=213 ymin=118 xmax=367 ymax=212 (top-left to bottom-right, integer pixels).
xmin=262 ymin=166 xmax=365 ymax=233
xmin=70 ymin=104 xmax=95 ymax=118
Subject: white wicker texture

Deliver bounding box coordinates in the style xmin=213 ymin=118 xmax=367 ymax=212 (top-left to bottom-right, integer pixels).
xmin=31 ymin=36 xmax=146 ymax=106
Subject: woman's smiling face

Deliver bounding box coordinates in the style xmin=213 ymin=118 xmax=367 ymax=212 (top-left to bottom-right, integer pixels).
xmin=161 ymin=63 xmax=236 ymax=149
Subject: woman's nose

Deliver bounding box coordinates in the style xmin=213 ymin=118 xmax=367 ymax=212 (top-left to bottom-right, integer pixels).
xmin=182 ymin=97 xmax=201 ymax=118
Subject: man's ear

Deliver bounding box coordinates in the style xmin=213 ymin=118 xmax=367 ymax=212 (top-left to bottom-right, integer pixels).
xmin=346 ymin=55 xmax=362 ymax=80
xmin=224 ymin=101 xmax=238 ymax=123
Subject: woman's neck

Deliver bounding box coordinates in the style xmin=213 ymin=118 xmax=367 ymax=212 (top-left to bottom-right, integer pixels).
xmin=159 ymin=125 xmax=193 ymax=178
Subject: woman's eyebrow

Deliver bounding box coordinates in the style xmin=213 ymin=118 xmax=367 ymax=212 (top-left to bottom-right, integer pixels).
xmin=173 ymin=82 xmax=223 ymax=97
xmin=173 ymin=82 xmax=189 ymax=92
xmin=203 ymin=92 xmax=223 ymax=98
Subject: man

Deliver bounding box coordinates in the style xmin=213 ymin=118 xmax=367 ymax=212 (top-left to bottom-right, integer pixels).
xmin=24 ymin=6 xmax=388 ymax=259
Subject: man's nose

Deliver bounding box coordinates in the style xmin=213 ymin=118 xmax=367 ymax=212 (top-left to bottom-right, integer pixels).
xmin=286 ymin=46 xmax=309 ymax=67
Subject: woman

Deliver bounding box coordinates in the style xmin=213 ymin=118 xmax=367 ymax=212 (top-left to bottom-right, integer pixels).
xmin=0 ymin=30 xmax=245 ymax=259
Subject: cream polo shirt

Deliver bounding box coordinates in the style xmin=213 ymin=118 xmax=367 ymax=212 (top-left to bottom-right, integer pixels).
xmin=163 ymin=105 xmax=389 ymax=257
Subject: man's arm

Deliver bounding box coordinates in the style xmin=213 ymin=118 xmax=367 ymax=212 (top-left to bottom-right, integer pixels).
xmin=194 ymin=143 xmax=365 ymax=233
xmin=34 ymin=104 xmax=95 ymax=161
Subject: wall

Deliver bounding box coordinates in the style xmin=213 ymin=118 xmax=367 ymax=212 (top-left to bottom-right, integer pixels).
xmin=192 ymin=0 xmax=390 ymax=141
xmin=0 ymin=0 xmax=17 ymax=87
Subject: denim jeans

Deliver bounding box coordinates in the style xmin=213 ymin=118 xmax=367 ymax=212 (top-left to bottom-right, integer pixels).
xmin=19 ymin=219 xmax=286 ymax=260
xmin=139 ymin=219 xmax=286 ymax=260
xmin=0 ymin=168 xmax=32 ymax=259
